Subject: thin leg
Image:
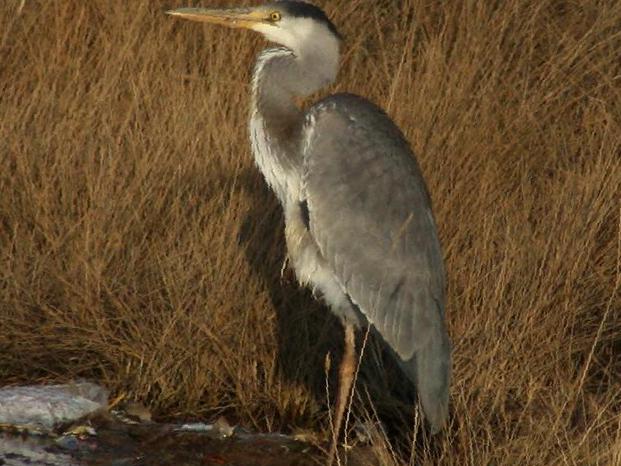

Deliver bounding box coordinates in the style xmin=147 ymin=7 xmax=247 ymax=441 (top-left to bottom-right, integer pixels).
xmin=328 ymin=322 xmax=356 ymax=466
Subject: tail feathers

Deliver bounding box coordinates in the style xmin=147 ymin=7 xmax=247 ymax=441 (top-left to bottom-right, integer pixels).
xmin=399 ymin=328 xmax=451 ymax=433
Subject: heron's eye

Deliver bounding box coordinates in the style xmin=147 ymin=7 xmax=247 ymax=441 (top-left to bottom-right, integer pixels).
xmin=269 ymin=11 xmax=281 ymax=22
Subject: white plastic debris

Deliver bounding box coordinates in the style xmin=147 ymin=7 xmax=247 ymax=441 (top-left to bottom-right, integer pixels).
xmin=175 ymin=416 xmax=235 ymax=438
xmin=0 ymin=382 xmax=108 ymax=431
xmin=176 ymin=422 xmax=215 ymax=432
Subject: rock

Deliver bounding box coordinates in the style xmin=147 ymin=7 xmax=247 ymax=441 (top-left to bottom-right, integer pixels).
xmin=0 ymin=382 xmax=108 ymax=432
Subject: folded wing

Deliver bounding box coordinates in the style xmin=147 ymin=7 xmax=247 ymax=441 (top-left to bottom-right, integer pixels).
xmin=301 ymin=93 xmax=451 ymax=430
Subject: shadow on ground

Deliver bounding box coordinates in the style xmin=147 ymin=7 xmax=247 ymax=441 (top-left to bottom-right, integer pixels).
xmin=236 ymin=170 xmax=423 ymax=444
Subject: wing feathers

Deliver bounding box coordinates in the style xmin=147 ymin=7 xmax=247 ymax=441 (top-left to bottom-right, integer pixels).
xmin=301 ymin=93 xmax=450 ymax=431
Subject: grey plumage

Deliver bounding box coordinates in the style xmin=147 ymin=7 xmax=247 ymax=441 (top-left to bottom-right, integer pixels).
xmin=168 ymin=0 xmax=451 ymax=438
xmin=302 ymin=94 xmax=450 ymax=429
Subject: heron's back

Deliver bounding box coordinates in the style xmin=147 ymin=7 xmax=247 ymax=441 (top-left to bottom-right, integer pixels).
xmin=301 ymin=93 xmax=450 ymax=430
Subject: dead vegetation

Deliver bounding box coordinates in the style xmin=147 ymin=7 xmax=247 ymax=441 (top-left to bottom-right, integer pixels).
xmin=1 ymin=0 xmax=620 ymax=464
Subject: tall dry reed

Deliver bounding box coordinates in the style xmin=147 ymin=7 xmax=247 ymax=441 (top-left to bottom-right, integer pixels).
xmin=1 ymin=0 xmax=620 ymax=463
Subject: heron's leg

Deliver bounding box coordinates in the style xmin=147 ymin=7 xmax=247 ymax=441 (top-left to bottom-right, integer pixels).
xmin=328 ymin=322 xmax=356 ymax=466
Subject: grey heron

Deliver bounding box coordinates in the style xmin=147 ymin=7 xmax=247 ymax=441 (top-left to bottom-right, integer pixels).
xmin=168 ymin=0 xmax=451 ymax=459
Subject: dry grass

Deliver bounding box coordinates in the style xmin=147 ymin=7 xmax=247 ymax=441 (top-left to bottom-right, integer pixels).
xmin=1 ymin=0 xmax=620 ymax=464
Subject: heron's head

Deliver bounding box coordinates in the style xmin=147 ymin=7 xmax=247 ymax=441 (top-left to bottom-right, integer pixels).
xmin=167 ymin=1 xmax=342 ymax=58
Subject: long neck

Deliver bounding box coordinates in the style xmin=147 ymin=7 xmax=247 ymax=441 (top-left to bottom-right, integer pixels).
xmin=249 ymin=44 xmax=339 ymax=204
xmin=251 ymin=49 xmax=303 ymax=156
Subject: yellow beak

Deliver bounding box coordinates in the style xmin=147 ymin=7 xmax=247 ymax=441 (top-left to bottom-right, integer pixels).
xmin=166 ymin=7 xmax=268 ymax=30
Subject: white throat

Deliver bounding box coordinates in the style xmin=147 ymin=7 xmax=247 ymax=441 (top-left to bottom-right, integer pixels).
xmin=251 ymin=17 xmax=340 ymax=96
xmin=247 ymin=17 xmax=341 ymax=207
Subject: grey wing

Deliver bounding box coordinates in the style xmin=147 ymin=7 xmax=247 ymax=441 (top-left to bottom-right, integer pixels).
xmin=302 ymin=93 xmax=450 ymax=430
